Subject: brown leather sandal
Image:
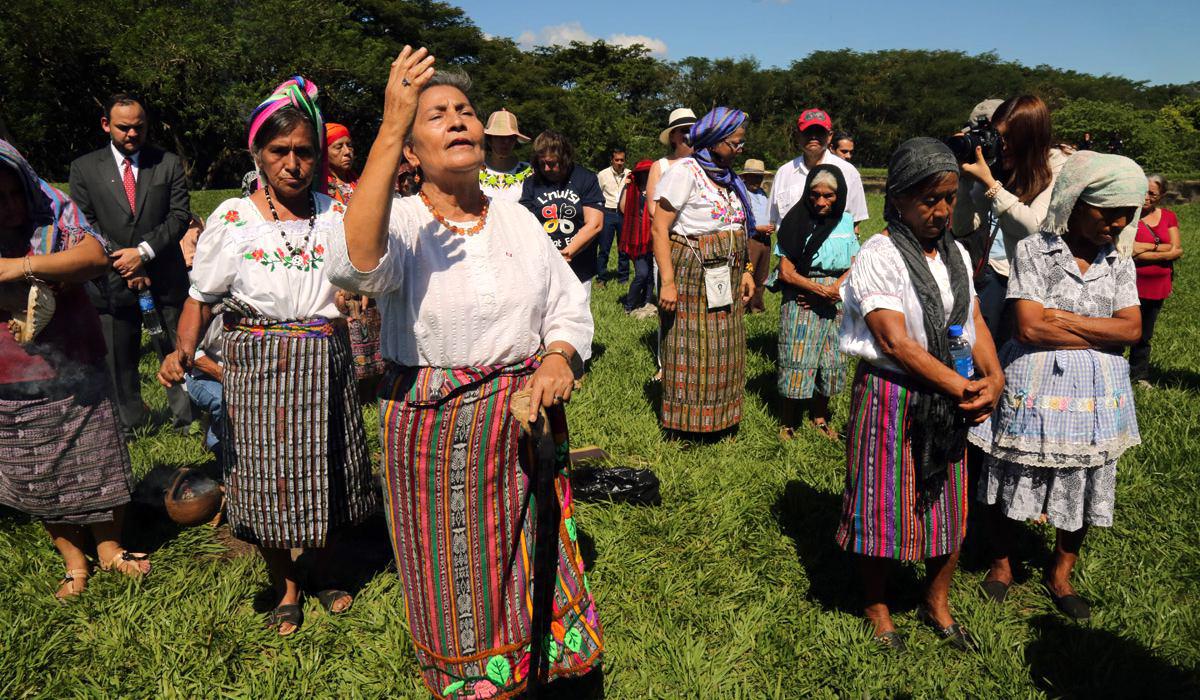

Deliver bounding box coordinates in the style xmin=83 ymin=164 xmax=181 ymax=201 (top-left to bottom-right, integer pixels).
xmin=100 ymin=550 xmax=151 ymax=578
xmin=56 ymin=568 xmax=90 ymax=601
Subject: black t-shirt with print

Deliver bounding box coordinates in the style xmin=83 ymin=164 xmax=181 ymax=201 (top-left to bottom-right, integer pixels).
xmin=520 ymin=165 xmax=604 ymax=282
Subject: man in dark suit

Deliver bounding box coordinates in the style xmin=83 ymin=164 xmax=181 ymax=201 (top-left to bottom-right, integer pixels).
xmin=69 ymin=94 xmax=193 ymax=434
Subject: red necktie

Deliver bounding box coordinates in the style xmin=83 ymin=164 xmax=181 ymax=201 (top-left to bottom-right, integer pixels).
xmin=122 ymin=158 xmax=137 ymax=212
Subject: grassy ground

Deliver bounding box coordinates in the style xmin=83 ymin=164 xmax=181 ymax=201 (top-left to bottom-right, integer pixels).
xmin=1 ymin=193 xmax=1197 ymax=698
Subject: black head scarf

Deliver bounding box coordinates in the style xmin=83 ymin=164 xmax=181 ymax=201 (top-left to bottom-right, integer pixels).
xmin=884 ymin=137 xmax=971 ymax=503
xmin=776 ymin=163 xmax=848 ymax=277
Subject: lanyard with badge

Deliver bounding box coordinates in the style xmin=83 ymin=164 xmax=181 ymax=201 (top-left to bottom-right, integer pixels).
xmin=682 ymin=213 xmax=737 ymax=310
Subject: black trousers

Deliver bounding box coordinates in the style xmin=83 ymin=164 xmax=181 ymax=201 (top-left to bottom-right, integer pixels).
xmin=1129 ymin=297 xmax=1165 ymax=381
xmin=99 ymin=302 xmax=193 ymax=431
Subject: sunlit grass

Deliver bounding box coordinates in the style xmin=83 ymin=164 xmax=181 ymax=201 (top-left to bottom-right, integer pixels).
xmin=1 ymin=195 xmax=1196 ymax=697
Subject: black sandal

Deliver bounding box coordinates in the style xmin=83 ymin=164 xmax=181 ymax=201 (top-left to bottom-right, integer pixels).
xmin=873 ymin=629 xmax=907 ymax=652
xmin=316 ymin=589 xmax=353 ymax=615
xmin=1044 ymin=582 xmax=1091 ymax=620
xmin=917 ymin=607 xmax=977 ymax=652
xmin=267 ymin=603 xmax=303 ymax=636
xmin=980 ymin=579 xmax=1011 ymax=603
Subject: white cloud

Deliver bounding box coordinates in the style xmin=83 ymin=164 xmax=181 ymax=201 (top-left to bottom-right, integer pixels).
xmin=607 ymin=33 xmax=669 ymax=56
xmin=516 ymin=22 xmax=668 ymax=56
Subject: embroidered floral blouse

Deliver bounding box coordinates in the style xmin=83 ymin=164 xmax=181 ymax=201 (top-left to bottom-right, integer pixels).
xmin=655 ymin=157 xmax=747 ymax=237
xmin=479 ymin=162 xmax=533 ymax=203
xmin=189 ymin=194 xmax=344 ymax=320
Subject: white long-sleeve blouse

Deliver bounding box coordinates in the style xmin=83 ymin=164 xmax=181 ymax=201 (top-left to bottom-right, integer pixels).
xmin=325 ymin=196 xmax=593 ymax=368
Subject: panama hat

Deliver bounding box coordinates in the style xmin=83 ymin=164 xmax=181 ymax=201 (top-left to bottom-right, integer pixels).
xmin=484 ymin=109 xmax=530 ymax=142
xmin=659 ymin=108 xmax=698 ymax=145
xmin=739 ymin=159 xmax=771 ymax=176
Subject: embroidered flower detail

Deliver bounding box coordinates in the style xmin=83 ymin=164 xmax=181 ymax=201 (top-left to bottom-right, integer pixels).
xmin=469 ymin=680 xmax=498 ymax=699
xmin=224 ymin=210 xmax=240 ymax=223
xmin=313 ymin=243 xmax=325 ymax=254
xmin=331 ymin=202 xmax=345 ymax=214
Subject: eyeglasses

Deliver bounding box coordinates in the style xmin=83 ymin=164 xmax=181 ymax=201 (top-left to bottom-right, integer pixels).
xmin=721 ymin=139 xmax=746 ymax=152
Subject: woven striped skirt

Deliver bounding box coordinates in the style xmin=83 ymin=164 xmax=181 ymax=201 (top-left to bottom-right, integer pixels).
xmin=776 ymin=278 xmax=848 ymax=400
xmin=220 ymin=315 xmax=376 ymax=548
xmin=835 ymin=364 xmax=968 ymax=561
xmin=0 ymin=365 xmax=132 ymax=524
xmin=380 ymin=359 xmax=602 ymax=699
xmin=660 ymin=230 xmax=747 ymax=433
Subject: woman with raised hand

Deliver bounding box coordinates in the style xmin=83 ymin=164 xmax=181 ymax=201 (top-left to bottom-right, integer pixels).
xmin=970 ymin=152 xmax=1146 ymax=620
xmin=772 ymin=164 xmax=859 ymax=441
xmin=837 ymin=138 xmax=1003 ymax=652
xmin=327 ymin=47 xmax=602 ymax=697
xmin=0 ymin=139 xmax=149 ymax=599
xmin=159 ymin=77 xmax=377 ymax=635
xmin=652 ymin=107 xmax=756 ymax=436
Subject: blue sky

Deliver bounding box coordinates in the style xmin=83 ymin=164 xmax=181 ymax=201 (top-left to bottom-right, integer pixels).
xmin=456 ymin=0 xmax=1198 ymax=86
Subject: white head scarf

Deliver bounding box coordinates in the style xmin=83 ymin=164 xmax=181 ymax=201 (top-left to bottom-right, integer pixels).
xmin=1042 ymin=151 xmax=1148 ymax=257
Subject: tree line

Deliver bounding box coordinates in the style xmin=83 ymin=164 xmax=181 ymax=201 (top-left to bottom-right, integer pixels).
xmin=4 ymin=0 xmax=1199 ymax=188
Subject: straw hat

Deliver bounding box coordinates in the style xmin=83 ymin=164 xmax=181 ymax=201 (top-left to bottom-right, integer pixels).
xmin=484 ymin=109 xmax=530 ymax=142
xmin=739 ymin=159 xmax=771 ymax=176
xmin=659 ymin=108 xmax=697 ymax=145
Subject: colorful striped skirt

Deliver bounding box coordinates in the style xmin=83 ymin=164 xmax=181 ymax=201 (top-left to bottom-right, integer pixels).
xmin=0 ymin=365 xmax=132 ymax=525
xmin=380 ymin=358 xmax=602 ymax=699
xmin=220 ymin=315 xmax=376 ymax=548
xmin=776 ymin=277 xmax=848 ymax=400
xmin=660 ymin=230 xmax=747 ymax=433
xmin=835 ymin=364 xmax=968 ymax=561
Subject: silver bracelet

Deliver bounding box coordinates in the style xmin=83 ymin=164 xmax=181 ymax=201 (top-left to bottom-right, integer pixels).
xmin=984 ymin=182 xmax=1003 ymax=200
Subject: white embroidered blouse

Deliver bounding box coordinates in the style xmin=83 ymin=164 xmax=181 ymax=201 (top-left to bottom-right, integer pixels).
xmin=840 ymin=233 xmax=978 ymax=374
xmin=189 ymin=194 xmax=344 ymax=320
xmin=325 ymin=196 xmax=593 ymax=368
xmin=655 ymin=157 xmax=747 ymax=237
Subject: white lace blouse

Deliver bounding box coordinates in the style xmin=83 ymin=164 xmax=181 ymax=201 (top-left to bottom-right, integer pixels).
xmin=189 ymin=194 xmax=344 ymax=320
xmin=325 ymin=196 xmax=593 ymax=368
xmin=840 ymin=234 xmax=978 ymax=374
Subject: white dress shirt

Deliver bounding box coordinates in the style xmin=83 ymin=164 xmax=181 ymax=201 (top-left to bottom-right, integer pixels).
xmin=189 ymin=194 xmax=344 ymax=320
xmin=325 ymin=196 xmax=594 ymax=368
xmin=840 ymin=234 xmax=977 ymax=374
xmin=769 ymin=150 xmax=869 ymax=226
xmin=596 ymin=166 xmax=628 ymax=210
xmin=110 ymin=143 xmax=157 ymax=261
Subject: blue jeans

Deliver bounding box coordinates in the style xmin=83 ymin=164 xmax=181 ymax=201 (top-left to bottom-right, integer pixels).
xmin=597 ymin=209 xmax=629 ymax=281
xmin=624 ymin=254 xmax=655 ymax=311
xmin=184 ymin=372 xmax=223 ymax=453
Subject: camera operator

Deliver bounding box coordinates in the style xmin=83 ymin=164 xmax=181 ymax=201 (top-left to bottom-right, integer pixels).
xmin=952 ymin=95 xmax=1069 ymax=338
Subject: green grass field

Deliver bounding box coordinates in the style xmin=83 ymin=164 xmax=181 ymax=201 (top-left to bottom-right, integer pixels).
xmin=1 ymin=193 xmax=1197 ymax=698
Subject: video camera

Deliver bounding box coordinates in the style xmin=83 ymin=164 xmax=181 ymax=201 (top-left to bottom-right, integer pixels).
xmin=945 ymin=117 xmax=1003 ymax=170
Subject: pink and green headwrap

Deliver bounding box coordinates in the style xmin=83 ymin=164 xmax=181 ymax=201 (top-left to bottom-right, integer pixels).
xmin=248 ymin=76 xmax=324 ymax=151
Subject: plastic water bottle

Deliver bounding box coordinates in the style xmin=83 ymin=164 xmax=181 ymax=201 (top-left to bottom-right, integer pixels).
xmin=948 ymin=324 xmax=974 ymax=379
xmin=138 ymin=290 xmax=164 ymax=337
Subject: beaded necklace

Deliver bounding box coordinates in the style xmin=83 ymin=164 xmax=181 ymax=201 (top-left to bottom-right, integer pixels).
xmin=263 ymin=183 xmax=317 ymax=257
xmin=420 ymin=190 xmax=489 ymax=236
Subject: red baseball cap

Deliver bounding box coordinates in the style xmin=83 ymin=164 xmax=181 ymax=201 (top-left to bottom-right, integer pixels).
xmin=797 ymin=108 xmax=833 ymax=132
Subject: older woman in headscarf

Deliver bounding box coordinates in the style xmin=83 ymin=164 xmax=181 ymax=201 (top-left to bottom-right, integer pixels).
xmin=158 ymin=77 xmax=377 ymax=636
xmin=328 ymin=48 xmax=602 ymax=697
xmin=837 ymin=138 xmax=1004 ymax=651
xmin=0 ymin=140 xmax=149 ymax=598
xmin=772 ymin=164 xmax=859 ymax=440
xmin=969 ymin=152 xmax=1145 ymax=620
xmin=652 ymin=107 xmax=756 ymax=436
xmin=325 ymin=122 xmax=358 ymax=204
